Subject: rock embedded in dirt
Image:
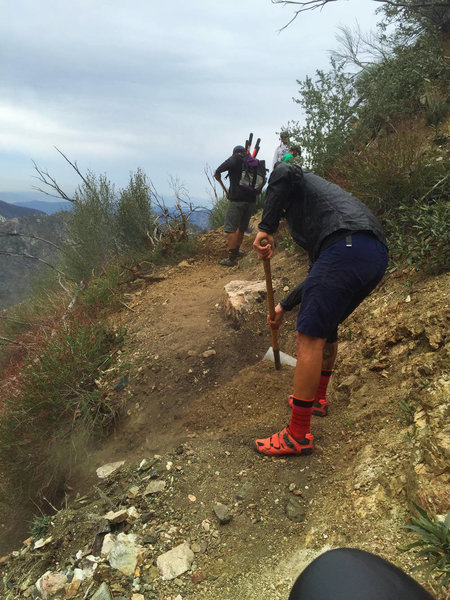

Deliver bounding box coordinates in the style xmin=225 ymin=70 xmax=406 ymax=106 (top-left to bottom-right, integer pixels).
xmin=213 ymin=503 xmax=232 ymax=524
xmin=91 ymin=582 xmax=113 ymax=600
xmin=96 ymin=461 xmax=125 ymax=479
xmin=35 ymin=571 xmax=68 ymax=599
xmin=144 ymin=480 xmax=166 ymax=494
xmin=156 ymin=542 xmax=195 ymax=580
xmin=285 ymin=497 xmax=306 ymax=523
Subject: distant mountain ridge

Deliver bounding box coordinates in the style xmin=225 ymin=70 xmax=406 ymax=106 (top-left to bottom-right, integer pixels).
xmin=1 ymin=194 xmax=211 ymax=229
xmin=0 ymin=199 xmax=45 ymax=219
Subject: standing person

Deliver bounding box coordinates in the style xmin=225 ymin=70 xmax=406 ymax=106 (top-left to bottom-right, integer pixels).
xmin=253 ymin=160 xmax=388 ymax=456
xmin=272 ymin=131 xmax=289 ymax=169
xmin=214 ymin=145 xmax=256 ymax=267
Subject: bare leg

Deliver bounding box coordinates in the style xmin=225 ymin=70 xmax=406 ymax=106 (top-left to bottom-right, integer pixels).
xmin=293 ymin=332 xmax=327 ymax=398
xmin=227 ymin=229 xmax=244 ymax=251
xmin=322 ymin=341 xmax=338 ymax=370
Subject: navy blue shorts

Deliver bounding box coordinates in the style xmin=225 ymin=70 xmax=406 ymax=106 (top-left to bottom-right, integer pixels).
xmin=296 ymin=233 xmax=388 ymax=341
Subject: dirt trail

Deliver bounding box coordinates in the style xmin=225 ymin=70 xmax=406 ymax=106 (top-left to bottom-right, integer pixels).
xmin=1 ymin=229 xmax=448 ymax=600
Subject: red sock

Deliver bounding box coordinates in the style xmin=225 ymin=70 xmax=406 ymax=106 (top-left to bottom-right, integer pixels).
xmin=288 ymin=396 xmax=313 ymax=440
xmin=315 ymin=370 xmax=332 ymax=400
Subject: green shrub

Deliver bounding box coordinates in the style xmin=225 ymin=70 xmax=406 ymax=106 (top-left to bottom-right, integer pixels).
xmin=62 ymin=172 xmax=117 ymax=282
xmin=331 ymin=122 xmax=447 ymax=214
xmin=208 ymin=192 xmax=266 ymax=231
xmin=30 ymin=514 xmax=52 ymax=540
xmin=400 ymin=505 xmax=450 ymax=590
xmin=384 ymin=196 xmax=450 ymax=274
xmin=116 ymin=168 xmax=154 ymax=251
xmin=0 ymin=315 xmax=125 ymax=505
xmin=208 ymin=195 xmax=228 ymax=230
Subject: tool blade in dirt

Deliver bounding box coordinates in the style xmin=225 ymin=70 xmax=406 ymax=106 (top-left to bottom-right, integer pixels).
xmin=263 ymin=347 xmax=297 ymax=367
xmin=252 ymin=138 xmax=261 ymax=157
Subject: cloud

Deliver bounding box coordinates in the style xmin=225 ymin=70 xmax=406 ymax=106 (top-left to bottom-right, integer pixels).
xmin=1 ymin=0 xmax=381 ymax=200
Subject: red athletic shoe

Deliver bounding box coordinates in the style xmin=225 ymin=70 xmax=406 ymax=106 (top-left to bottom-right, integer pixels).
xmin=254 ymin=427 xmax=314 ymax=456
xmin=288 ymin=395 xmax=329 ymax=417
xmin=312 ymin=397 xmax=329 ymax=417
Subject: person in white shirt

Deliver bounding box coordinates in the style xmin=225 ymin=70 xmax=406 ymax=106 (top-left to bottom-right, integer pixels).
xmin=272 ymin=131 xmax=289 ymax=169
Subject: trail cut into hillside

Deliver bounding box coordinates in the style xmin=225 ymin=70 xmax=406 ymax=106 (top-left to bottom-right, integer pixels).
xmin=0 ymin=227 xmax=448 ymax=600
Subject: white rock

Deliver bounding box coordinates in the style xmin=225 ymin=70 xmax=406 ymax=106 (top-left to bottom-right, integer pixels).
xmin=156 ymin=542 xmax=195 ymax=580
xmin=104 ymin=509 xmax=128 ymax=523
xmin=91 ymin=582 xmax=113 ymax=600
xmin=108 ymin=533 xmax=142 ymax=576
xmin=223 ymin=280 xmax=267 ymax=323
xmin=96 ymin=461 xmax=125 ymax=479
xmin=144 ymin=480 xmax=166 ymax=494
xmin=35 ymin=571 xmax=67 ymax=599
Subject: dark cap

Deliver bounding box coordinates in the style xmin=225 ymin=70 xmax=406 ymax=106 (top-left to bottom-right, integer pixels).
xmin=233 ymin=145 xmax=245 ymax=154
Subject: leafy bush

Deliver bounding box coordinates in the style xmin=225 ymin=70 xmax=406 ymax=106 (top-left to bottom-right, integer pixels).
xmin=355 ymin=33 xmax=448 ymax=134
xmin=400 ymin=505 xmax=450 ymax=590
xmin=208 ymin=192 xmax=266 ymax=230
xmin=30 ymin=514 xmax=52 ymax=540
xmin=0 ymin=314 xmax=125 ymax=505
xmin=62 ymin=172 xmax=117 ymax=282
xmin=116 ymin=168 xmax=154 ymax=251
xmin=384 ymin=196 xmax=449 ymax=274
xmin=208 ymin=194 xmax=228 ymax=230
xmin=331 ymin=121 xmax=447 ymax=213
xmin=289 ymin=58 xmax=356 ymax=174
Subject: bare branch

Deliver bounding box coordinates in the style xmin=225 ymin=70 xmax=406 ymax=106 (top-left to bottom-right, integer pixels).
xmin=204 ymin=164 xmax=221 ymax=203
xmin=67 ymin=282 xmax=85 ymax=311
xmin=53 ymin=146 xmax=95 ymax=193
xmin=272 ymin=0 xmax=449 ymax=30
xmin=32 ymin=160 xmax=75 ymax=202
xmin=0 ymin=250 xmax=75 ymax=281
xmin=0 ymin=335 xmax=22 ymax=346
xmin=0 ymin=232 xmax=64 ymax=251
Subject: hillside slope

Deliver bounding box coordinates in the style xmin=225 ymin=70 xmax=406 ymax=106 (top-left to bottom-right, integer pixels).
xmin=0 ymin=229 xmax=448 ymax=600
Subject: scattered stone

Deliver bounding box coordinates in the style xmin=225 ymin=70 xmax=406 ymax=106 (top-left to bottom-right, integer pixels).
xmin=64 ymin=568 xmax=85 ymax=599
xmin=285 ymin=497 xmax=306 ymax=523
xmin=156 ymin=542 xmax=195 ymax=580
xmin=190 ymin=541 xmax=202 ymax=553
xmin=127 ymin=506 xmax=140 ymax=521
xmin=79 ymin=555 xmax=99 ymax=578
xmin=104 ymin=509 xmax=128 ymax=524
xmin=144 ymin=480 xmax=166 ymax=494
xmin=114 ymin=373 xmax=130 ymax=391
xmin=35 ymin=571 xmax=67 ymax=599
xmin=202 ymin=349 xmax=216 ymax=358
xmin=107 ymin=533 xmax=144 ymax=577
xmin=236 ymin=481 xmax=253 ymax=501
xmin=96 ymin=461 xmax=125 ymax=479
xmin=141 ymin=511 xmax=155 ymax=523
xmin=213 ymin=503 xmax=232 ymax=524
xmin=91 ymin=581 xmax=113 ymax=600
xmin=34 ymin=536 xmax=52 ymax=549
xmin=192 ymin=569 xmax=206 ymax=584
xmin=128 ymin=485 xmax=140 ymax=498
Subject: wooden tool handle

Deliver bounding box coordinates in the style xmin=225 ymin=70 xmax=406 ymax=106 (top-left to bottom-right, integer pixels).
xmin=261 ymin=240 xmax=281 ymax=370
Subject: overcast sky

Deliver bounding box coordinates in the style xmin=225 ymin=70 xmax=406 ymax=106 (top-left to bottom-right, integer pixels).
xmin=1 ymin=0 xmax=382 ymax=205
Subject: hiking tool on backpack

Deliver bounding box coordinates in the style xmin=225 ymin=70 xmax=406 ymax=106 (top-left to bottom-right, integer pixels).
xmin=261 ymin=240 xmax=297 ymax=370
xmin=239 ymin=133 xmax=267 ymax=195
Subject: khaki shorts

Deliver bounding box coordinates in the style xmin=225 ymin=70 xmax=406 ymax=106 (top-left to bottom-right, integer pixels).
xmin=224 ymin=201 xmax=254 ymax=233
